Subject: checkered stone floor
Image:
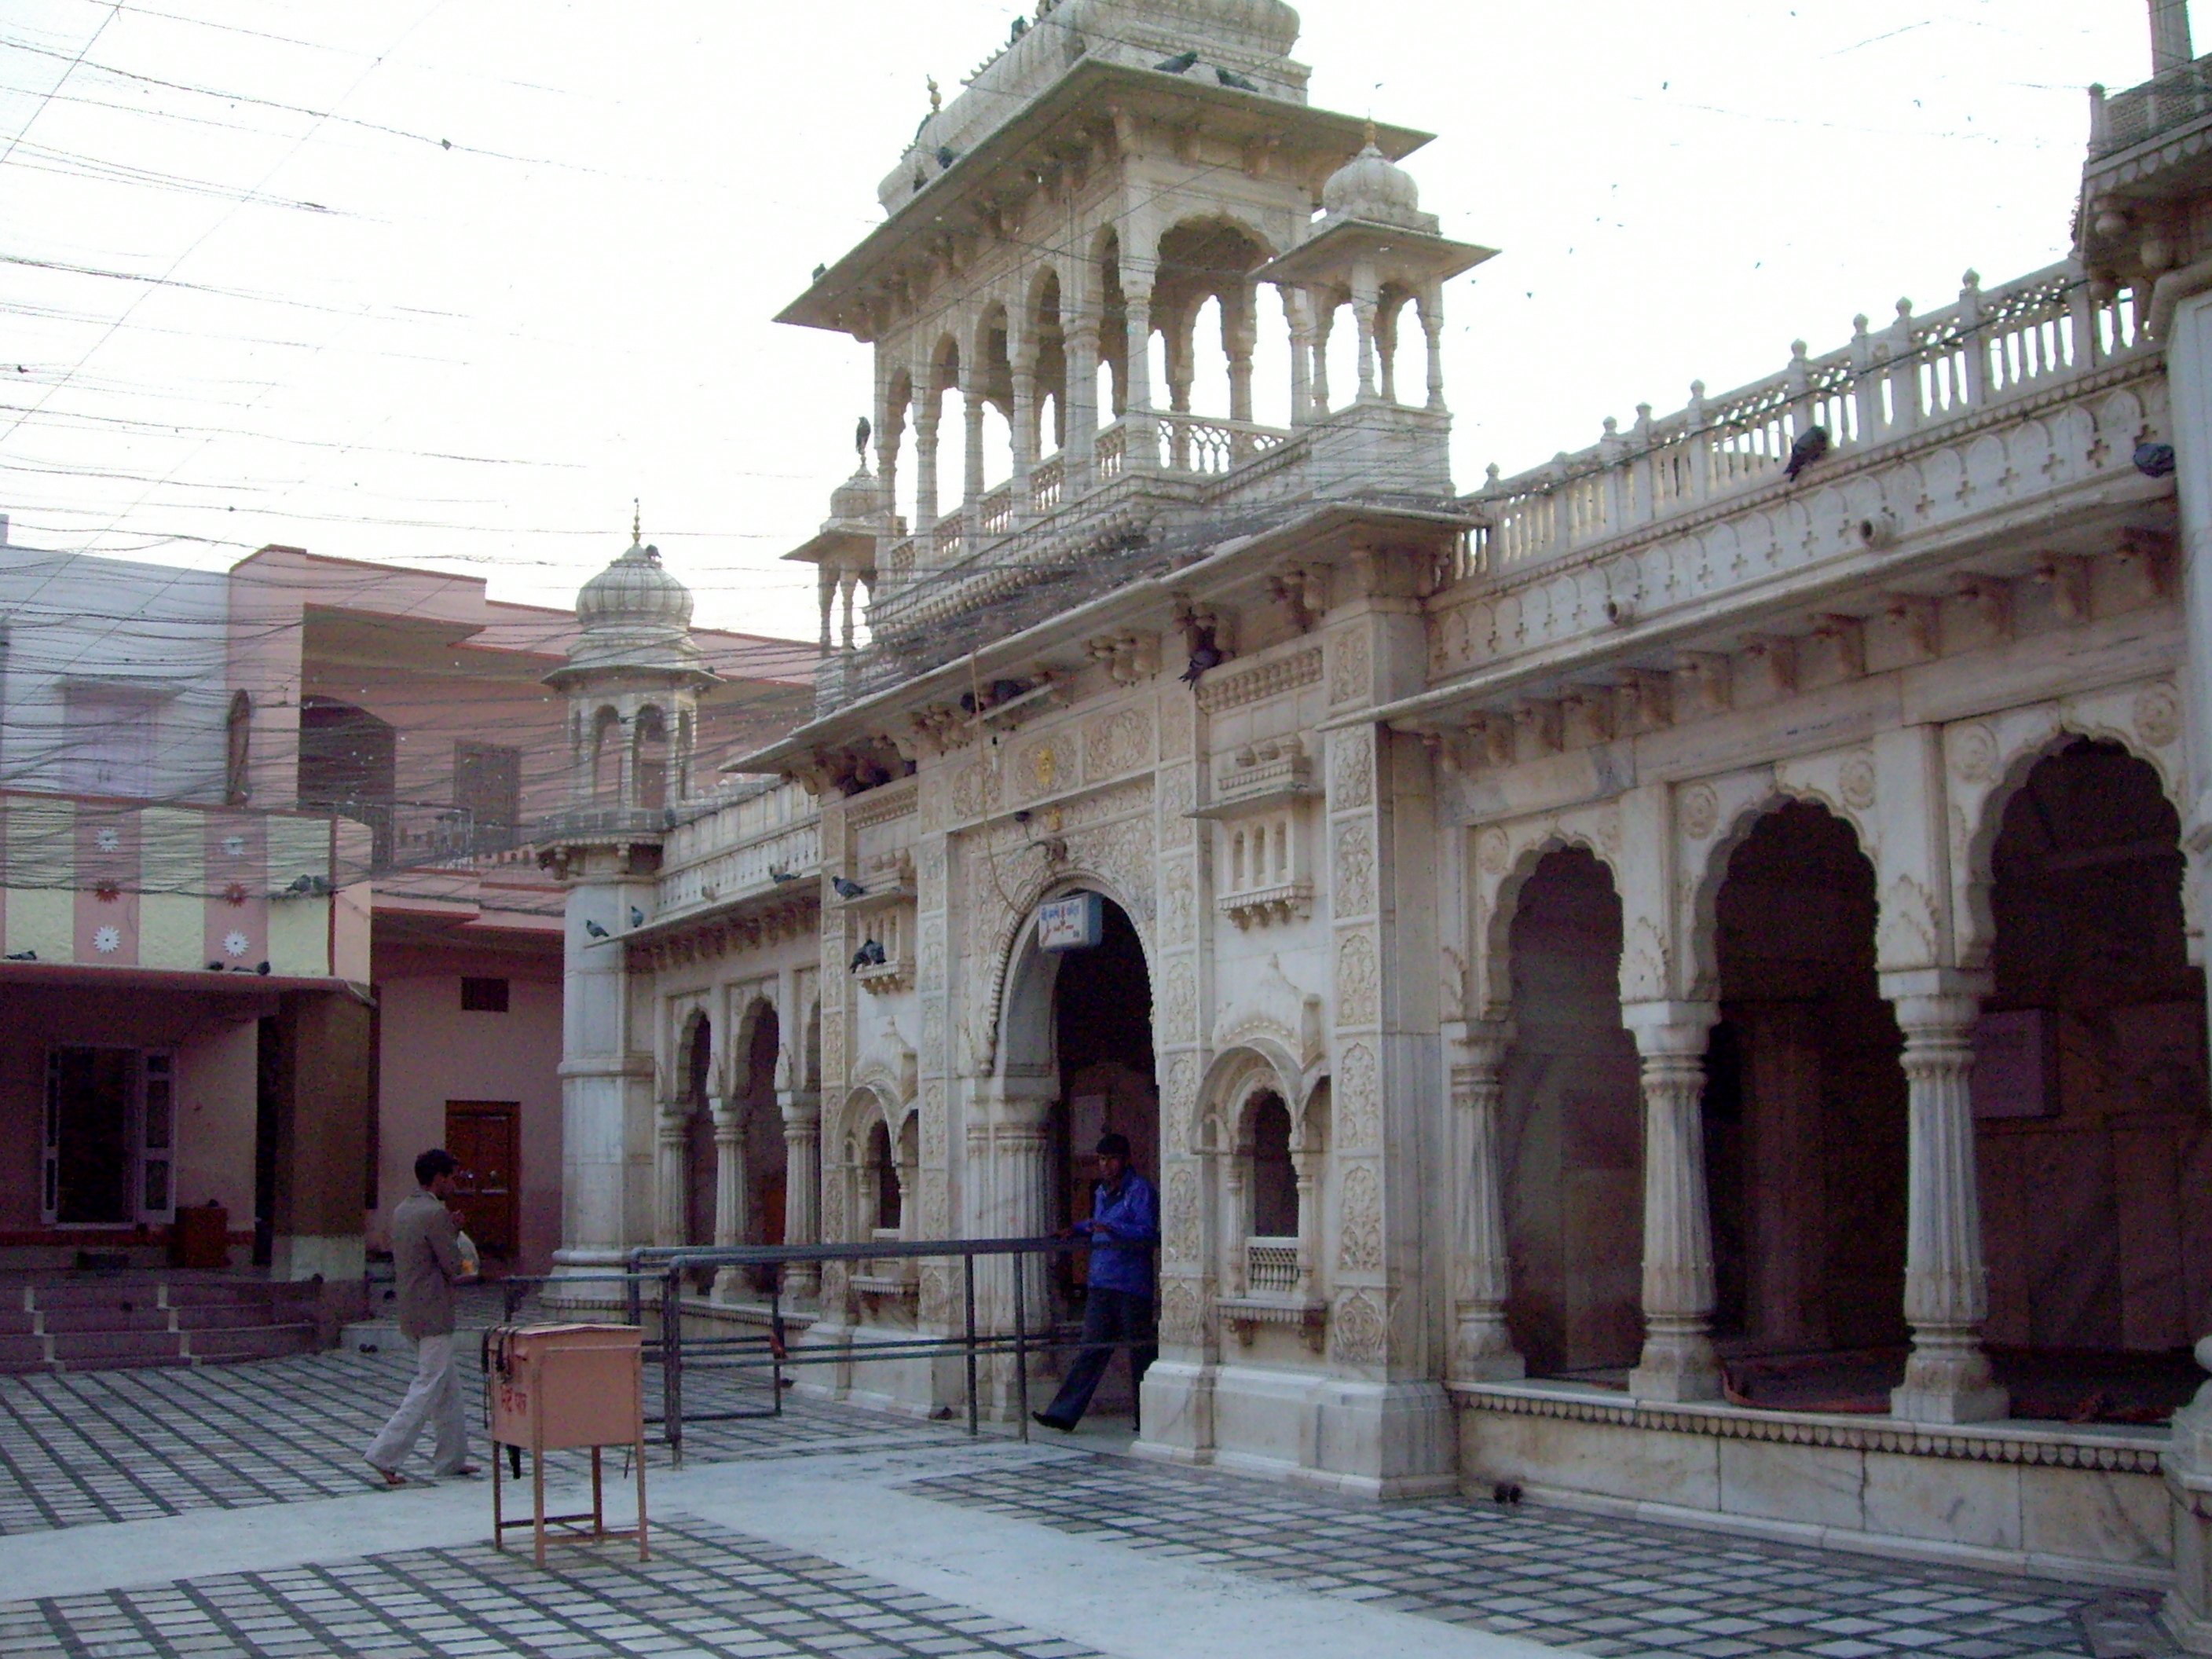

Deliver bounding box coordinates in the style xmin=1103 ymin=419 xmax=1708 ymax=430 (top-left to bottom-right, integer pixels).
xmin=914 ymin=1459 xmax=2120 ymax=1659
xmin=1 ymin=1518 xmax=1104 ymax=1659
xmin=0 ymin=1340 xmax=950 ymax=1534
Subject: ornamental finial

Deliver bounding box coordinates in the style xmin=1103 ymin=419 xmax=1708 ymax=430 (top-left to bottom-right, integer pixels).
xmin=632 ymin=497 xmax=641 ymax=546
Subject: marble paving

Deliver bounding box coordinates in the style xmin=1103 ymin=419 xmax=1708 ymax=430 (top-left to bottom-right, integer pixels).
xmin=0 ymin=1335 xmax=2157 ymax=1658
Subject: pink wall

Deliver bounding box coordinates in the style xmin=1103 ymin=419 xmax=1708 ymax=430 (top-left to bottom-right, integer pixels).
xmin=0 ymin=983 xmax=264 ymax=1243
xmin=370 ymin=944 xmax=562 ymax=1275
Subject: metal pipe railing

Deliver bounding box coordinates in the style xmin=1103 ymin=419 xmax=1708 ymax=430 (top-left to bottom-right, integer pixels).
xmin=498 ymin=1236 xmax=1146 ymax=1466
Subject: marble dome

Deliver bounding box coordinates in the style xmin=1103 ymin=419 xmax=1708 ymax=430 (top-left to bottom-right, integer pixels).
xmin=1321 ymin=141 xmax=1424 ymax=226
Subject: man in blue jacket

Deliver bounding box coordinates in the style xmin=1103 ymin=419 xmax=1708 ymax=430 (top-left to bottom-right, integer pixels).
xmin=1035 ymin=1131 xmax=1158 ymax=1433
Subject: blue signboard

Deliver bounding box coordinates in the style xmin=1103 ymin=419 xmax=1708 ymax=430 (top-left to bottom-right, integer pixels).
xmin=1037 ymin=891 xmax=1103 ymax=951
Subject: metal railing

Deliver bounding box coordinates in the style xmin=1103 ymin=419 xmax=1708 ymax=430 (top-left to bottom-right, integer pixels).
xmin=502 ymin=1234 xmax=1136 ymax=1466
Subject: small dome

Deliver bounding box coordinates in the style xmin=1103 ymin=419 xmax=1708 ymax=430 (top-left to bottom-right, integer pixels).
xmin=827 ymin=465 xmax=882 ymax=529
xmin=552 ymin=533 xmax=709 ymax=686
xmin=577 ymin=538 xmax=694 ymax=633
xmin=1322 ymin=141 xmax=1422 ymax=223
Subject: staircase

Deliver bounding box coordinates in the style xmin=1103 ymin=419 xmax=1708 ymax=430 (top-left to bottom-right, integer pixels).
xmin=0 ymin=1276 xmax=327 ymax=1374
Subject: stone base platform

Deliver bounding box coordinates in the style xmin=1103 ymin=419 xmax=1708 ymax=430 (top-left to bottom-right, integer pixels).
xmin=1454 ymin=1377 xmax=2172 ymax=1589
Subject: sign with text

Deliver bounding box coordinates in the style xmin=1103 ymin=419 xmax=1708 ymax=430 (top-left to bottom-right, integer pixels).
xmin=1037 ymin=891 xmax=1103 ymax=952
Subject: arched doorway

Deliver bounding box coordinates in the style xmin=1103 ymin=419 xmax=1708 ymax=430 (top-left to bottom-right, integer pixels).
xmin=1049 ymin=897 xmax=1157 ymax=1306
xmin=1500 ymin=846 xmax=1643 ymax=1376
xmin=1979 ymin=738 xmax=2208 ymax=1419
xmin=1703 ymin=800 xmax=1908 ymax=1408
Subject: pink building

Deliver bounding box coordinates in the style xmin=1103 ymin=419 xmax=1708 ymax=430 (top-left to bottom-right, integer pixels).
xmin=0 ymin=530 xmax=812 ymax=1285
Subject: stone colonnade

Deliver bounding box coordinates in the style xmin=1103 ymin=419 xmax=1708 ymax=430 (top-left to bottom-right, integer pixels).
xmin=871 ymin=229 xmax=1450 ymax=566
xmin=1453 ymin=697 xmax=2194 ymax=1424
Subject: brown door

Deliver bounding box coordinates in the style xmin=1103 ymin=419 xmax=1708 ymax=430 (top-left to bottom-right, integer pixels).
xmin=443 ymin=1101 xmax=520 ymax=1265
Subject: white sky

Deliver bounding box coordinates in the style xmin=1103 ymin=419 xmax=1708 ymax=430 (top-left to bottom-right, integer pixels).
xmin=0 ymin=1 xmax=2170 ymax=645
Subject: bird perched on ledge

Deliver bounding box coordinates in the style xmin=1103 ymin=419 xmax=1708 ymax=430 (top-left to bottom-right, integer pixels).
xmin=1783 ymin=423 xmax=1829 ymax=482
xmin=1154 ymin=49 xmax=1198 ymax=73
xmin=849 ymin=938 xmax=887 ymax=972
xmin=1181 ymin=621 xmax=1225 ymax=687
xmin=831 ymin=875 xmax=867 ymax=900
xmin=1215 ymin=67 xmax=1258 ymax=91
xmin=2135 ymin=440 xmax=2177 ymax=478
xmin=769 ymin=864 xmax=800 ymax=883
xmin=584 ymin=919 xmax=610 ymax=939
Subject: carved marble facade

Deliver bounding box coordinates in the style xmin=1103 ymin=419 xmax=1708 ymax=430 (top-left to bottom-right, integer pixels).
xmin=538 ymin=0 xmax=2212 ymax=1613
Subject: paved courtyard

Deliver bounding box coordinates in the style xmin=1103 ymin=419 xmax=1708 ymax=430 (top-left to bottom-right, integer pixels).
xmin=0 ymin=1331 xmax=2174 ymax=1659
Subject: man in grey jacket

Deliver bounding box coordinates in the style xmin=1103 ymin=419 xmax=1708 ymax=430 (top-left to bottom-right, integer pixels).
xmin=365 ymin=1148 xmax=477 ymax=1485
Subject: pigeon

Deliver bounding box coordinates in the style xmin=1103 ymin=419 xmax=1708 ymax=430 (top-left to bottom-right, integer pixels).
xmin=1154 ymin=49 xmax=1198 ymax=73
xmin=2134 ymin=440 xmax=2177 ymax=478
xmin=769 ymin=864 xmax=800 ymax=883
xmin=255 ymin=961 xmax=270 ymax=976
xmin=855 ymin=416 xmax=871 ymax=457
xmin=1492 ymin=1481 xmax=1524 ymax=1506
xmin=5 ymin=950 xmax=35 ymax=961
xmin=1215 ymin=67 xmax=1258 ymax=91
xmin=936 ymin=145 xmax=958 ymax=170
xmin=811 ymin=262 xmax=827 ymax=280
xmin=629 ymin=906 xmax=646 ymax=928
xmin=1009 ymin=16 xmax=1027 ymax=41
xmin=848 ymin=938 xmax=888 ymax=972
xmin=209 ymin=961 xmax=226 ymax=972
xmin=1782 ymin=424 xmax=1829 ymax=482
xmin=1181 ymin=624 xmax=1225 ymax=686
xmin=831 ymin=875 xmax=867 ymax=900
xmin=584 ymin=919 xmax=611 ymax=939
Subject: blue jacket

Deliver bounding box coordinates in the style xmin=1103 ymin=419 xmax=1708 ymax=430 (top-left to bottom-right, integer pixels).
xmin=1082 ymin=1171 xmax=1159 ymax=1295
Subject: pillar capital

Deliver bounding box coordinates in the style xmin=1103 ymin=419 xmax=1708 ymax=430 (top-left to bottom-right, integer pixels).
xmin=1620 ymin=1000 xmax=1719 ymax=1053
xmin=777 ymin=1087 xmax=822 ymax=1129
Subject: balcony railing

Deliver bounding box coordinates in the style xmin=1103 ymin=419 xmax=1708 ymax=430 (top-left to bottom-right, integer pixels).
xmin=309 ymin=797 xmax=525 ymax=873
xmin=1463 ymin=261 xmax=2145 ymax=582
xmin=2093 ymin=55 xmax=2212 ymax=157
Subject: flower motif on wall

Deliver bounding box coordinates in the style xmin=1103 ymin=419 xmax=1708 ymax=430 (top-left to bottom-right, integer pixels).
xmin=94 ymin=828 xmax=120 ymax=852
xmin=93 ymin=881 xmax=121 ymax=903
xmin=223 ymin=931 xmax=250 ymax=958
xmin=93 ymin=925 xmax=121 ymax=954
xmin=224 ymin=883 xmax=249 ymax=906
xmin=222 ymin=835 xmax=247 ymax=857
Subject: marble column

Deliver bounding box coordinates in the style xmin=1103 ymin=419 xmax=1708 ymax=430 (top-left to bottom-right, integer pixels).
xmin=1449 ymin=1021 xmax=1524 ymax=1382
xmin=1122 ymin=279 xmax=1157 ymax=469
xmin=961 ymin=379 xmax=986 ymax=518
xmin=914 ymin=405 xmax=940 ymax=563
xmin=1284 ymin=287 xmax=1313 ymax=430
xmin=709 ymin=1096 xmax=748 ymax=1302
xmin=1888 ymin=983 xmax=2009 ymax=1423
xmin=1225 ymin=284 xmax=1256 ymax=426
xmin=780 ymin=1088 xmax=822 ymax=1302
xmin=1624 ymin=1002 xmax=1722 ymax=1401
xmin=1309 ymin=294 xmax=1334 ymax=417
xmin=1065 ymin=320 xmax=1100 ymax=488
xmin=1420 ymin=284 xmax=1447 ymax=411
xmin=1351 ymin=278 xmax=1380 ymax=403
xmin=654 ymin=1101 xmax=687 ymax=1249
xmin=1010 ymin=346 xmax=1037 ymax=516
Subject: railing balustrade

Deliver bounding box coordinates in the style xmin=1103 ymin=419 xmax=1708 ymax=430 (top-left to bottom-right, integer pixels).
xmin=1466 ymin=262 xmax=2146 ymax=580
xmin=2097 ymin=54 xmax=2212 ymax=156
xmin=1245 ymin=1238 xmax=1299 ymax=1295
xmin=1029 ymin=454 xmax=1064 ymax=514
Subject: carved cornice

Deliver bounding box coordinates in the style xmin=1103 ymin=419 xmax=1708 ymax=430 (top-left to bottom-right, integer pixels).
xmin=1450 ymin=1384 xmax=2164 ymax=1474
xmin=845 ymin=782 xmax=920 ymax=830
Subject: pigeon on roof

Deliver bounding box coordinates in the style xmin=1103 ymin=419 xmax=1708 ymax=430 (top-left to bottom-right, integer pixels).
xmin=1155 ymin=49 xmax=1199 ymax=73
xmin=1783 ymin=424 xmax=1829 ymax=482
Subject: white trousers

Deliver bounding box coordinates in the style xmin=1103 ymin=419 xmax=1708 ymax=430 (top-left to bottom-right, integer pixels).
xmin=366 ymin=1331 xmax=469 ymax=1474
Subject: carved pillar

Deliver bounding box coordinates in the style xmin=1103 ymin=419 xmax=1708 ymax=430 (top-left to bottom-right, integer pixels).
xmin=780 ymin=1088 xmax=822 ymax=1301
xmin=1350 ymin=276 xmax=1379 ymax=402
xmin=1450 ymin=1021 xmax=1523 ymax=1382
xmin=1624 ymin=1002 xmax=1721 ymax=1401
xmin=1225 ymin=284 xmax=1256 ymax=427
xmin=709 ymin=1096 xmax=747 ymax=1302
xmin=1011 ymin=345 xmax=1037 ymax=515
xmin=1122 ymin=275 xmax=1157 ymax=468
xmin=961 ymin=375 xmax=987 ymax=515
xmin=1164 ymin=300 xmax=1195 ymax=471
xmin=1066 ymin=320 xmax=1101 ymax=489
xmin=1284 ymin=287 xmax=1313 ymax=430
xmin=1420 ymin=284 xmax=1447 ymax=412
xmin=1888 ymin=984 xmax=2009 ymax=1423
xmin=654 ymin=1101 xmax=687 ymax=1250
xmin=1376 ymin=298 xmax=1398 ymax=404
xmin=1290 ymin=1148 xmax=1317 ymax=1301
xmin=914 ymin=404 xmax=941 ymax=564
xmin=814 ymin=566 xmax=835 ymax=654
xmin=1309 ymin=292 xmax=1334 ymax=416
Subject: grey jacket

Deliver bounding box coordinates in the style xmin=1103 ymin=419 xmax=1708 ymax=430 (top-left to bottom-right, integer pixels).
xmin=390 ymin=1188 xmax=463 ymax=1340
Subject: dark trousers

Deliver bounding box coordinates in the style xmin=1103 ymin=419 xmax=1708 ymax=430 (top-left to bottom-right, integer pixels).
xmin=1039 ymin=1287 xmax=1155 ymax=1427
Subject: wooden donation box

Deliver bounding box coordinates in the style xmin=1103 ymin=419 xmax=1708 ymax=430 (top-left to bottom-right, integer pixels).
xmin=485 ymin=1323 xmax=648 ymax=1566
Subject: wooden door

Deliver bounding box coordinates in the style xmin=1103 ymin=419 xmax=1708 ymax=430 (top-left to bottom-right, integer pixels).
xmin=444 ymin=1101 xmax=520 ymax=1264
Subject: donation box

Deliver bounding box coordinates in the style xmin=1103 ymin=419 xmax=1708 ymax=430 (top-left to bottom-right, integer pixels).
xmin=485 ymin=1322 xmax=648 ymax=1566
